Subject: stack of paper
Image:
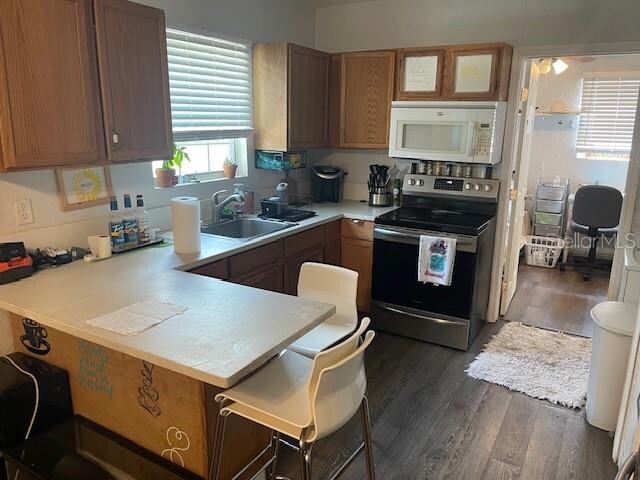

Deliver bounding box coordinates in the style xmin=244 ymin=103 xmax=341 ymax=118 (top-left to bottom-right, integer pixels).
xmin=87 ymin=300 xmax=188 ymax=336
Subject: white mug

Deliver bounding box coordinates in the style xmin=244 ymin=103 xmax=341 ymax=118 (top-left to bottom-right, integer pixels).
xmin=88 ymin=235 xmax=112 ymax=259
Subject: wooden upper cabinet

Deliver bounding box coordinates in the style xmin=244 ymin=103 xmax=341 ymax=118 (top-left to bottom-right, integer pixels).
xmin=0 ymin=0 xmax=106 ymax=171
xmin=395 ymin=48 xmax=446 ymax=100
xmin=253 ymin=43 xmax=329 ymax=151
xmin=444 ymin=43 xmax=512 ymax=101
xmin=288 ymin=45 xmax=329 ymax=149
xmin=395 ymin=43 xmax=512 ymax=101
xmin=327 ymin=54 xmax=342 ymax=148
xmin=340 ymin=51 xmax=395 ymax=148
xmin=94 ymin=0 xmax=173 ymax=162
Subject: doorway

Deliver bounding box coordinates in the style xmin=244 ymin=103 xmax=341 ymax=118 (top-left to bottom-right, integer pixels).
xmin=500 ymin=53 xmax=640 ymax=336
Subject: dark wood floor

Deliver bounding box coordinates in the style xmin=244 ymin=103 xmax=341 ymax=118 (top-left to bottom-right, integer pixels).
xmin=277 ymin=323 xmax=617 ymax=480
xmin=504 ymin=264 xmax=610 ymax=337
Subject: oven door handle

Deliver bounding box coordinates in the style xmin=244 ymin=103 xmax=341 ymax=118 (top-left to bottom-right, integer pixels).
xmin=374 ymin=227 xmax=477 ymax=253
xmin=374 ymin=302 xmax=467 ymax=327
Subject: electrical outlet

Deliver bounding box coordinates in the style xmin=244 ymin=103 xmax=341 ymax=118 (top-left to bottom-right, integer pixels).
xmin=14 ymin=199 xmax=34 ymax=226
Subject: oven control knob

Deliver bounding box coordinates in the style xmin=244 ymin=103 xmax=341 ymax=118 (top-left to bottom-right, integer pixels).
xmin=484 ymin=184 xmax=492 ymax=192
xmin=408 ymin=178 xmax=416 ymax=186
xmin=416 ymin=179 xmax=425 ymax=186
xmin=474 ymin=183 xmax=481 ymax=191
xmin=464 ymin=183 xmax=472 ymax=190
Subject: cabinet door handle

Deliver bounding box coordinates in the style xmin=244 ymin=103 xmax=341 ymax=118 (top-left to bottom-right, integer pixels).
xmin=351 ymin=219 xmax=363 ymax=224
xmin=112 ymin=132 xmax=119 ymax=145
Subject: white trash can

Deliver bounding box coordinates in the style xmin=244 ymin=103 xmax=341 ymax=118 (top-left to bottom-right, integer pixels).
xmin=586 ymin=301 xmax=637 ymax=431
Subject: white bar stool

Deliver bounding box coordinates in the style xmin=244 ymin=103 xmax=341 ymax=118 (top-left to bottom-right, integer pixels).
xmin=288 ymin=262 xmax=359 ymax=358
xmin=210 ymin=318 xmax=376 ymax=480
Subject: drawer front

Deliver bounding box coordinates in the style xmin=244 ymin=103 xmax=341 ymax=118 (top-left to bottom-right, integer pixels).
xmin=536 ymin=185 xmax=566 ymax=201
xmin=534 ymin=212 xmax=563 ymax=226
xmin=189 ymin=259 xmax=229 ymax=280
xmin=534 ymin=224 xmax=563 ymax=237
xmin=535 ymin=199 xmax=564 ymax=214
xmin=341 ymin=218 xmax=374 ymax=241
xmin=284 ymin=226 xmax=324 ymax=258
xmin=229 ymin=241 xmax=283 ymax=278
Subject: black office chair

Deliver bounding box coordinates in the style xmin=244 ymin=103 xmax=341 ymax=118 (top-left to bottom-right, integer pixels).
xmin=559 ymin=184 xmax=623 ymax=280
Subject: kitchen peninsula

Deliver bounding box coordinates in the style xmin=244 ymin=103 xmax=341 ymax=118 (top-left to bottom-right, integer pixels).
xmin=0 ymin=202 xmax=393 ymax=478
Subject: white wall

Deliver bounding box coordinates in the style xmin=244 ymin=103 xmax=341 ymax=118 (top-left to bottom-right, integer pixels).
xmin=527 ymin=55 xmax=640 ymax=196
xmin=315 ymin=0 xmax=640 ymax=52
xmin=0 ymin=0 xmax=315 ymax=355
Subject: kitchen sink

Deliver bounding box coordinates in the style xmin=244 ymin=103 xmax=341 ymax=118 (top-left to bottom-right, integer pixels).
xmin=201 ymin=218 xmax=293 ymax=240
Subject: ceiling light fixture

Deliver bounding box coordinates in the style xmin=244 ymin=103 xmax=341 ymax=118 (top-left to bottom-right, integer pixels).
xmin=538 ymin=58 xmax=552 ymax=74
xmin=552 ymin=58 xmax=569 ymax=75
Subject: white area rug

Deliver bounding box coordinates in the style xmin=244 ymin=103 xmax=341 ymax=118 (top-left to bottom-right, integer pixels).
xmin=466 ymin=322 xmax=592 ymax=409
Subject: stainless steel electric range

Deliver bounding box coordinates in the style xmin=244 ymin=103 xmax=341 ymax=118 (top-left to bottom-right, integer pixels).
xmin=371 ymin=174 xmax=500 ymax=350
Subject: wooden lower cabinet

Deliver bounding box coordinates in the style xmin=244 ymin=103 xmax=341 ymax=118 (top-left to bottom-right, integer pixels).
xmin=232 ymin=264 xmax=284 ymax=293
xmin=340 ymin=219 xmax=374 ymax=313
xmin=189 ymin=219 xmax=372 ymax=311
xmin=324 ymin=235 xmax=341 ymax=266
xmin=284 ymin=247 xmax=324 ymax=295
xmin=341 ymin=237 xmax=373 ymax=312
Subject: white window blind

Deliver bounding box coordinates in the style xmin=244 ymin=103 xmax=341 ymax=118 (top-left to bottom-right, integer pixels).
xmin=166 ymin=28 xmax=252 ymax=142
xmin=577 ymin=74 xmax=640 ymax=160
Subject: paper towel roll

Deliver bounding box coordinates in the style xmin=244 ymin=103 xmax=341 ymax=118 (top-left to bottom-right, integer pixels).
xmin=171 ymin=197 xmax=201 ymax=254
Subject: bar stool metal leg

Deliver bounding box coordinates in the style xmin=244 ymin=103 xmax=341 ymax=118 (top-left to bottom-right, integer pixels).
xmin=299 ymin=440 xmax=313 ymax=480
xmin=360 ymin=396 xmax=376 ymax=480
xmin=212 ymin=409 xmax=231 ymax=480
xmin=268 ymin=431 xmax=281 ymax=480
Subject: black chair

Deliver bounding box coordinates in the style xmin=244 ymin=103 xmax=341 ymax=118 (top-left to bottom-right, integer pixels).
xmin=559 ymin=184 xmax=623 ymax=280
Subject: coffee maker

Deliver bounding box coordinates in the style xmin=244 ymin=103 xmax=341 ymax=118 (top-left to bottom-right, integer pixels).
xmin=311 ymin=166 xmax=345 ymax=203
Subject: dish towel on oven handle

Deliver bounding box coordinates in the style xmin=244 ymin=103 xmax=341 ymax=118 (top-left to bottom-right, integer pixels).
xmin=418 ymin=235 xmax=457 ymax=286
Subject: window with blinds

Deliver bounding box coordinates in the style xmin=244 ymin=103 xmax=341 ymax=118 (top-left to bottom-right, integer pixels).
xmin=577 ymin=74 xmax=640 ymax=161
xmin=166 ymin=28 xmax=252 ymax=142
xmin=154 ymin=28 xmax=251 ymax=183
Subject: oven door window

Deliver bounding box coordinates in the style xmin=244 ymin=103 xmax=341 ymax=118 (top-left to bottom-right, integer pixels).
xmin=372 ymin=238 xmax=476 ymax=319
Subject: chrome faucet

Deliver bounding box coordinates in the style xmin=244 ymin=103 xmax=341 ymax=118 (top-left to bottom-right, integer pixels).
xmin=211 ymin=190 xmax=245 ymax=224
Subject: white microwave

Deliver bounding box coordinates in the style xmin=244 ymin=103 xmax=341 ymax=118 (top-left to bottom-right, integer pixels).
xmin=388 ymin=101 xmax=507 ymax=165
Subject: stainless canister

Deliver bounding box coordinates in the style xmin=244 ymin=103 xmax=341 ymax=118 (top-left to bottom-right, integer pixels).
xmin=452 ymin=164 xmax=464 ymax=177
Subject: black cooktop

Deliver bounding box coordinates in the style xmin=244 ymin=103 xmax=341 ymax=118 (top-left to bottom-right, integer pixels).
xmin=375 ymin=207 xmax=495 ymax=236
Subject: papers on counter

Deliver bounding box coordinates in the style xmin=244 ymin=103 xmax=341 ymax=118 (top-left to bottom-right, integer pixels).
xmin=87 ymin=300 xmax=188 ymax=336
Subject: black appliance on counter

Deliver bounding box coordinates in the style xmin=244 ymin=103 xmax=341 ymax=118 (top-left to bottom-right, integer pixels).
xmin=0 ymin=353 xmax=73 ymax=479
xmin=311 ymin=166 xmax=345 ymax=203
xmin=0 ymin=243 xmax=34 ymax=285
xmin=371 ymin=175 xmax=500 ymax=350
xmin=4 ymin=416 xmax=200 ymax=480
xmin=259 ymin=198 xmax=317 ymax=222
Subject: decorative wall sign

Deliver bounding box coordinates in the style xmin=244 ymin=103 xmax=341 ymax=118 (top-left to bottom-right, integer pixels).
xmin=20 ymin=318 xmax=50 ymax=355
xmin=78 ymin=339 xmax=113 ymax=399
xmin=138 ymin=360 xmax=161 ymax=417
xmin=55 ymin=166 xmax=113 ymax=211
xmin=161 ymin=426 xmax=191 ymax=467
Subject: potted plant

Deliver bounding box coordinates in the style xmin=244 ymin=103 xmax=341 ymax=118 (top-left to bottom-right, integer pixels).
xmin=223 ymin=156 xmax=237 ymax=179
xmin=156 ymin=145 xmax=190 ymax=188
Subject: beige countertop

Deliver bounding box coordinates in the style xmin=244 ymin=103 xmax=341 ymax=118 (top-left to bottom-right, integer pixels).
xmin=0 ymin=200 xmax=396 ymax=388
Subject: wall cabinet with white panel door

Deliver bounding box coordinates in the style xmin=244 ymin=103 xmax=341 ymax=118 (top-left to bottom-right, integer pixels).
xmin=396 ymin=43 xmax=512 ymax=101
